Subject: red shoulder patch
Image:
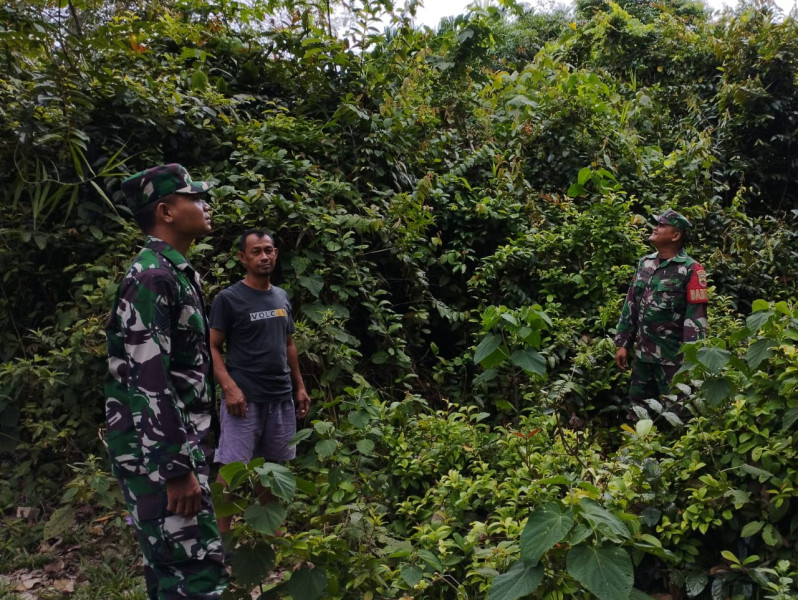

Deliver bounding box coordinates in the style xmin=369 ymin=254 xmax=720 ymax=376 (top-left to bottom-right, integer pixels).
xmin=687 ymin=264 xmax=708 ymax=304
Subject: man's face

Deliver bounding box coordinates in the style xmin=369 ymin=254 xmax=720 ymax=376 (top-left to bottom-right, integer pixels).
xmin=238 ymin=234 xmax=277 ymax=277
xmin=163 ymin=193 xmax=212 ymax=237
xmin=648 ymin=221 xmax=681 ymax=247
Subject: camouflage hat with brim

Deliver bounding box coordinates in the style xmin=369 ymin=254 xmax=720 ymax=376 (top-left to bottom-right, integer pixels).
xmin=655 ymin=208 xmax=691 ymax=232
xmin=122 ymin=163 xmax=213 ymax=213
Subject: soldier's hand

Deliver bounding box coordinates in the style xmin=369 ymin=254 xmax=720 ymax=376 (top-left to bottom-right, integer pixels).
xmin=166 ymin=472 xmax=202 ymax=518
xmin=225 ymin=386 xmax=247 ymax=418
xmin=615 ymin=347 xmax=628 ymax=370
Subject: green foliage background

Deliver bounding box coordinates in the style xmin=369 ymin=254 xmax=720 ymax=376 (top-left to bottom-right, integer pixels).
xmin=1 ymin=0 xmax=798 ymax=598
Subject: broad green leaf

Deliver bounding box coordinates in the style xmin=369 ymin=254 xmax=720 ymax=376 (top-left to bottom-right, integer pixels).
xmin=536 ymin=475 xmax=572 ymax=486
xmin=488 ymin=559 xmax=544 ymax=600
xmin=740 ymin=521 xmax=765 ymax=538
xmin=418 ymin=549 xmax=444 ymax=571
xmin=739 ymin=464 xmax=773 ymax=481
xmin=286 ymin=564 xmax=328 ymax=600
xmin=763 ymin=524 xmax=783 ymax=547
xmin=474 ymin=333 xmax=505 ymax=366
xmin=298 ymin=274 xmax=324 ymax=297
xmin=347 ymin=409 xmax=370 ymax=429
xmin=721 ymin=549 xmax=739 ymax=563
xmin=401 ymin=565 xmax=423 ymax=587
xmin=750 ymin=299 xmax=771 ymax=312
xmin=567 ymin=183 xmax=586 ymax=197
xmin=33 ymin=233 xmax=48 ymax=249
xmin=578 ymin=167 xmax=592 ymax=185
xmin=635 ymin=419 xmax=653 ymax=437
xmin=696 ymin=347 xmax=731 ymax=374
xmin=243 ymin=501 xmax=286 ymax=534
xmin=566 ymin=544 xmax=633 ymax=600
xmin=218 ymin=461 xmax=249 ymax=491
xmin=745 ymin=310 xmax=773 ymax=333
xmin=190 ymin=69 xmax=208 ymax=90
xmin=701 ymin=376 xmax=732 ymax=406
xmin=520 ymin=502 xmax=574 ymax=565
xmin=290 ymin=428 xmax=313 ymax=446
xmin=314 ymin=421 xmax=335 ymax=435
xmin=356 ymin=439 xmax=375 ymax=455
xmin=723 ymin=488 xmax=751 ymax=508
xmin=746 ymin=338 xmax=775 ymax=369
xmin=315 ymin=438 xmax=338 ymax=459
xmin=578 ymin=499 xmax=631 ymax=542
xmin=510 ymin=349 xmax=546 ymax=377
xmin=567 ymin=523 xmax=593 ymax=546
xmin=685 ymin=571 xmax=708 ymax=598
xmin=231 ymin=542 xmax=275 ymax=586
xmin=295 ymin=477 xmax=317 ymax=496
xmin=211 ymin=481 xmax=248 ymax=518
xmin=254 ymin=462 xmax=296 ymax=501
xmin=782 ymin=407 xmax=798 ymax=431
xmin=641 ymin=507 xmax=661 ymax=527
xmin=507 ymin=94 xmax=537 ymax=107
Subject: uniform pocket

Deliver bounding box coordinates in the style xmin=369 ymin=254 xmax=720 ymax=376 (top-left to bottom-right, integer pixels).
xmin=653 ymin=280 xmax=682 ymax=310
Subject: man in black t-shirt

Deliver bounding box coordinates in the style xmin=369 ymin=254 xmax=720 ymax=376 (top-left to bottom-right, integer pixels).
xmin=209 ymin=230 xmax=310 ymax=533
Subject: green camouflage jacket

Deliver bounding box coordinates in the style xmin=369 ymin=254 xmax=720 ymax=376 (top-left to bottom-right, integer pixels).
xmin=105 ymin=237 xmax=214 ymax=481
xmin=614 ymin=249 xmax=708 ymax=365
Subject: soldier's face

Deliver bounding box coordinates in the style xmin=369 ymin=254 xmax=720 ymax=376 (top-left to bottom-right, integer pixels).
xmin=238 ymin=234 xmax=277 ymax=277
xmin=162 ymin=193 xmax=211 ymax=237
xmin=648 ymin=223 xmax=680 ymax=246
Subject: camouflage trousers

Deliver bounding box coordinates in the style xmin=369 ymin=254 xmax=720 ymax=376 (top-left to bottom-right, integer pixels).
xmin=628 ymin=360 xmax=680 ymax=405
xmin=118 ymin=464 xmax=228 ymax=600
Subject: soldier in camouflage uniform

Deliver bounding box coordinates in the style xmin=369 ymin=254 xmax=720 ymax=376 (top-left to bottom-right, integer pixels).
xmin=105 ymin=164 xmax=228 ymax=599
xmin=614 ymin=209 xmax=709 ymax=412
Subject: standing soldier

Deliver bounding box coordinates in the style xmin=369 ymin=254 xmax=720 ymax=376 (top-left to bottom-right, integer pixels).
xmin=105 ymin=164 xmax=228 ymax=599
xmin=614 ymin=209 xmax=709 ymax=416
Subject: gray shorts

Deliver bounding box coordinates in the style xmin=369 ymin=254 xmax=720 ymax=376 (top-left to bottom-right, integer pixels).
xmin=215 ymin=396 xmax=297 ymax=464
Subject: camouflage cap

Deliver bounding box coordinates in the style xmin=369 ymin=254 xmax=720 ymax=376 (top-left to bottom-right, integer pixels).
xmin=121 ymin=163 xmax=213 ymax=212
xmin=655 ymin=208 xmax=691 ymax=232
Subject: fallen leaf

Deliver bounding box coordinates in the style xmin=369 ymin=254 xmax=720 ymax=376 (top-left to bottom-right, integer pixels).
xmin=54 ymin=579 xmax=75 ymax=592
xmin=44 ymin=559 xmax=65 ymax=574
xmin=18 ymin=575 xmax=42 ymax=590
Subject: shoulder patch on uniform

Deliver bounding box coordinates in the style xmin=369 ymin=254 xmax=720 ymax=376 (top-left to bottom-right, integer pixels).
xmin=687 ymin=265 xmax=708 ymax=304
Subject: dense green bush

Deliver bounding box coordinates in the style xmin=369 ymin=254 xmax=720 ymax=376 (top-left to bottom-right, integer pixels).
xmin=2 ymin=0 xmax=798 ymax=598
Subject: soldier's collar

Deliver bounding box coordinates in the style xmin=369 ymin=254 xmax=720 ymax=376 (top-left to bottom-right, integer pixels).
xmin=145 ymin=236 xmax=194 ymax=272
xmin=647 ymin=249 xmax=689 ymax=263
xmin=669 ymin=249 xmax=689 ymax=262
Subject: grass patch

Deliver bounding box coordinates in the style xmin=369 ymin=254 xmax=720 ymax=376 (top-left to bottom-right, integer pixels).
xmin=0 ymin=512 xmax=147 ymax=599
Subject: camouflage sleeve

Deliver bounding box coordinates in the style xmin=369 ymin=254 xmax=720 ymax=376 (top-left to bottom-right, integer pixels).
xmin=684 ymin=263 xmax=709 ymax=342
xmin=613 ymin=275 xmax=639 ymax=349
xmin=115 ymin=269 xmax=194 ymax=480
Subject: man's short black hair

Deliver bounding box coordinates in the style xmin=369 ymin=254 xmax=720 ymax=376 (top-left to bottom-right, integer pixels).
xmin=132 ymin=199 xmax=162 ymax=233
xmin=132 ymin=195 xmax=180 ymax=233
xmin=237 ymin=229 xmax=273 ymax=251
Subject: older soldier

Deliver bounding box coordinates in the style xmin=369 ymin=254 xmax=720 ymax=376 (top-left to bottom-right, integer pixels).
xmin=105 ymin=164 xmax=228 ymax=599
xmin=614 ymin=209 xmax=708 ymax=414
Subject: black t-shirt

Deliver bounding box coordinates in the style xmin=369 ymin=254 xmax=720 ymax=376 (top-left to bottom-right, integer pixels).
xmin=209 ymin=281 xmax=294 ymax=402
